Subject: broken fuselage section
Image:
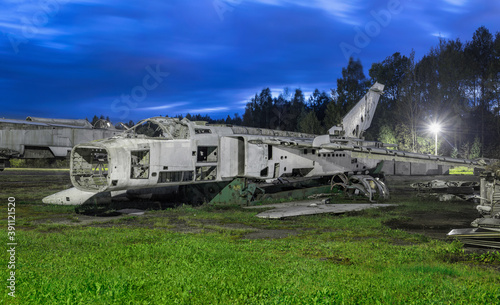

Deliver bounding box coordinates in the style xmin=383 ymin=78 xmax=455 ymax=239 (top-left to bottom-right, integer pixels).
xmin=70 ymin=116 xmax=382 ymax=196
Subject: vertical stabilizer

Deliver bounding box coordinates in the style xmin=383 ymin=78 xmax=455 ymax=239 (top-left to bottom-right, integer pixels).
xmin=329 ymin=82 xmax=384 ymax=138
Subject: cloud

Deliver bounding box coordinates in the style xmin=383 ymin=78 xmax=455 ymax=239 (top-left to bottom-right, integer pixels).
xmin=440 ymin=0 xmax=469 ymax=13
xmin=431 ymin=32 xmax=450 ymax=38
xmin=137 ymin=102 xmax=188 ymax=111
xmin=248 ymin=0 xmax=364 ymax=24
xmin=188 ymin=107 xmax=229 ymax=113
xmin=443 ymin=0 xmax=468 ymax=6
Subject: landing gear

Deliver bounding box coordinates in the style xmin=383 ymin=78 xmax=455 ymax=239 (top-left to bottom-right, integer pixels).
xmin=331 ymin=173 xmax=390 ymax=202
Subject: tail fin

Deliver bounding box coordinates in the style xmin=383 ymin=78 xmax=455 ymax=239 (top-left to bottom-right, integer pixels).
xmin=329 ymin=82 xmax=384 ymax=138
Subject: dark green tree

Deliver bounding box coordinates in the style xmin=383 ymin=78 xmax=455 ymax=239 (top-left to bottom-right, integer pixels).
xmin=369 ymin=52 xmax=411 ymax=139
xmin=307 ymin=89 xmax=330 ymax=122
xmin=465 ymin=26 xmax=495 ymax=155
xmin=270 ymin=91 xmax=289 ymax=130
xmin=336 ymin=57 xmax=370 ymax=115
xmin=396 ymin=51 xmax=421 ymax=152
xmin=242 ymin=94 xmax=259 ymax=127
xmin=298 ymin=111 xmax=323 ymax=134
xmin=466 ymin=26 xmax=495 ymax=106
xmin=286 ymin=89 xmax=306 ymax=132
xmin=91 ymin=115 xmax=99 ymax=125
xmin=323 ymin=92 xmax=342 ymax=129
xmin=231 ymin=113 xmax=243 ymax=126
xmin=415 ymin=38 xmax=470 ymax=155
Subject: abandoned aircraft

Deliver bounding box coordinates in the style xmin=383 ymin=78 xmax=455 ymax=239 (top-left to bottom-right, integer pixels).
xmin=0 ymin=116 xmax=122 ymax=170
xmin=43 ymin=82 xmax=486 ymax=206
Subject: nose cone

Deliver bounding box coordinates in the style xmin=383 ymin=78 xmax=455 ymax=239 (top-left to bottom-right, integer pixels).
xmin=42 ymin=187 xmax=111 ymax=205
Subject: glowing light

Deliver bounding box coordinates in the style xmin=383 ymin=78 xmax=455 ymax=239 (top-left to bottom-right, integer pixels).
xmin=429 ymin=123 xmax=441 ymax=134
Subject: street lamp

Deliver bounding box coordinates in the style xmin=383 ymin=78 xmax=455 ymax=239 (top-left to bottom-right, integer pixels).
xmin=429 ymin=123 xmax=441 ymax=155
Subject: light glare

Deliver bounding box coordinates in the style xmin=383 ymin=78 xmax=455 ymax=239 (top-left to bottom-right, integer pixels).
xmin=430 ymin=123 xmax=441 ymax=134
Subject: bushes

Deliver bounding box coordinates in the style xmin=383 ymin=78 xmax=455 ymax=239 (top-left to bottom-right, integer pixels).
xmin=9 ymin=158 xmax=69 ymax=168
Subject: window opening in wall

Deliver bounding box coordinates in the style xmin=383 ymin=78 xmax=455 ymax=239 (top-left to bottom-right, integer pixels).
xmin=131 ymin=150 xmax=150 ymax=179
xmin=260 ymin=167 xmax=268 ymax=177
xmin=195 ymin=128 xmax=212 ymax=134
xmin=158 ymin=171 xmax=194 ymax=183
xmin=197 ymin=146 xmax=218 ymax=162
xmin=195 ymin=166 xmax=217 ymax=181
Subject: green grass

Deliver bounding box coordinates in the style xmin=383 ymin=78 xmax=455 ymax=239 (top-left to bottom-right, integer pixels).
xmin=449 ymin=166 xmax=474 ymax=175
xmin=4 ymin=167 xmax=70 ymax=171
xmin=3 ymin=204 xmax=500 ymax=304
xmin=2 ymin=169 xmax=500 ymax=304
xmin=3 ymin=226 xmax=500 ymax=304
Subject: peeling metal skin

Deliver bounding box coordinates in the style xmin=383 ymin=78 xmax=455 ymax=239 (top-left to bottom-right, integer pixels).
xmin=46 ymin=83 xmax=488 ymax=205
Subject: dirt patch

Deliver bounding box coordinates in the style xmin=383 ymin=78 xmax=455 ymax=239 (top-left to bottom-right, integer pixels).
xmin=384 ymin=201 xmax=478 ymax=240
xmin=40 ymin=215 xmax=123 ymax=226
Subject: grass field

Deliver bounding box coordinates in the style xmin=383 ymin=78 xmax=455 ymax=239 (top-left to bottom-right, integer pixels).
xmin=1 ymin=169 xmax=500 ymax=304
xmin=449 ymin=166 xmax=474 ymax=175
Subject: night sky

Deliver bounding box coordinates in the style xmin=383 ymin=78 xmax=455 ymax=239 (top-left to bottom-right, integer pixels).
xmin=1 ymin=0 xmax=499 ymax=124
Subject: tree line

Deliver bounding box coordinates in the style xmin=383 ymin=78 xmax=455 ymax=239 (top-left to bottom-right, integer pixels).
xmin=241 ymin=26 xmax=500 ymax=159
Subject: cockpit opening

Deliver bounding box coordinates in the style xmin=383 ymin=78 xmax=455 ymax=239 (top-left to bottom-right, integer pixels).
xmin=133 ymin=121 xmax=165 ymax=138
xmin=126 ymin=118 xmax=190 ymax=139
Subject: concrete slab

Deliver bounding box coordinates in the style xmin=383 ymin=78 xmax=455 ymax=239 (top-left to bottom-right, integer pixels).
xmin=395 ymin=161 xmax=411 ymax=175
xmin=381 ymin=160 xmax=395 ymax=175
xmin=246 ymin=200 xmax=397 ymax=219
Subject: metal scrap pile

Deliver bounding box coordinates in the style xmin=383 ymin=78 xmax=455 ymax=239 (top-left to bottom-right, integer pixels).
xmin=472 ymin=169 xmax=500 ymax=228
xmin=330 ymin=173 xmax=389 ymax=203
xmin=447 ymin=167 xmax=500 ymax=248
xmin=410 ymin=179 xmax=479 ymax=202
xmin=448 ymin=228 xmax=500 ymax=248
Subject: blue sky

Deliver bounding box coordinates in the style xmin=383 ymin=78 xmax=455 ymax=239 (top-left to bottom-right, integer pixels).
xmin=1 ymin=0 xmax=499 ymax=123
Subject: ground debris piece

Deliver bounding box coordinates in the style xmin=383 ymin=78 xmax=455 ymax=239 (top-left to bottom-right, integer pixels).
xmin=116 ymin=208 xmax=145 ymax=216
xmin=246 ymin=200 xmax=396 ymax=219
xmin=410 ymin=178 xmax=480 ymax=202
xmin=411 ymin=179 xmax=479 ymax=190
xmin=447 ymin=227 xmax=500 ymax=248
